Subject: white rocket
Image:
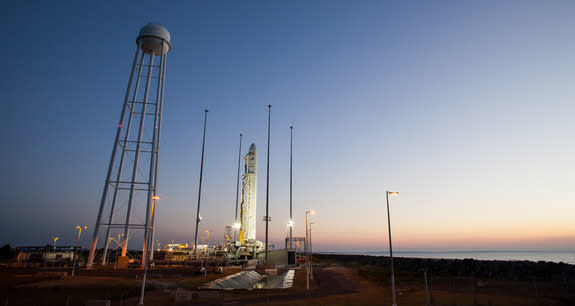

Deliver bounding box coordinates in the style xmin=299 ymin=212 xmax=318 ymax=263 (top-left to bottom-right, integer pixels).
xmin=240 ymin=143 xmax=258 ymax=242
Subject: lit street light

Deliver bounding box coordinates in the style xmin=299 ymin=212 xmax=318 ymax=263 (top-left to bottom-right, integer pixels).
xmin=386 ymin=191 xmax=399 ymax=306
xmin=305 ymin=209 xmax=315 ymax=290
xmin=148 ymin=195 xmax=160 ymax=263
xmin=139 ymin=195 xmax=160 ymax=305
xmin=309 ymin=222 xmax=316 ymax=280
xmin=71 ymin=225 xmax=87 ymax=276
xmin=108 ymin=233 xmax=126 ymax=268
xmin=146 ymin=195 xmax=160 ymax=267
xmin=52 ymin=236 xmax=59 ymax=250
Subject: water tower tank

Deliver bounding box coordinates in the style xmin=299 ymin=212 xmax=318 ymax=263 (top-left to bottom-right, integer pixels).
xmin=137 ymin=23 xmax=171 ymax=54
xmin=87 ymin=23 xmax=172 ymax=269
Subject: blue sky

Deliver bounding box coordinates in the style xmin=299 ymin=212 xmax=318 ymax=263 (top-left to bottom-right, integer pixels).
xmin=1 ymin=1 xmax=575 ymax=252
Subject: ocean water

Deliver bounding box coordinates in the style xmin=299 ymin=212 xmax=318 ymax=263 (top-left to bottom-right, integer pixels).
xmin=324 ymin=251 xmax=575 ymax=264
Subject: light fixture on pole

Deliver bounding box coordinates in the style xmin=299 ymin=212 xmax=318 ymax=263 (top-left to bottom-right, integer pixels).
xmin=305 ymin=209 xmax=315 ymax=290
xmin=52 ymin=236 xmax=59 ymax=250
xmin=386 ymin=191 xmax=399 ymax=306
xmin=146 ymin=195 xmax=160 ymax=267
xmin=140 ymin=195 xmax=160 ymax=305
xmin=71 ymin=226 xmax=87 ymax=276
xmin=309 ymin=221 xmax=316 ymax=280
xmin=194 ymin=109 xmax=209 ymax=260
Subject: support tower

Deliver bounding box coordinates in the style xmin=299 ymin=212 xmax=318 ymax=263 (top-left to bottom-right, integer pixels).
xmin=86 ymin=23 xmax=172 ymax=268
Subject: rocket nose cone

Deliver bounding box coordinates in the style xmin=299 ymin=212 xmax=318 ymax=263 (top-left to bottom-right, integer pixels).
xmin=249 ymin=143 xmax=256 ymax=152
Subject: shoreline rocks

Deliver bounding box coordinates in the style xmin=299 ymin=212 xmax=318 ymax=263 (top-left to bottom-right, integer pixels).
xmin=316 ymin=254 xmax=575 ymax=281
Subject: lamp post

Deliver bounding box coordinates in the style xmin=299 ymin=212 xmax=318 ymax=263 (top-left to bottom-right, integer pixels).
xmin=139 ymin=195 xmax=160 ymax=305
xmin=107 ymin=237 xmax=114 ymax=267
xmin=146 ymin=195 xmax=160 ymax=268
xmin=71 ymin=226 xmax=87 ymax=276
xmin=305 ymin=210 xmax=315 ymax=290
xmin=108 ymin=233 xmax=126 ymax=269
xmin=386 ymin=191 xmax=399 ymax=306
xmin=309 ymin=222 xmax=316 ymax=280
xmin=52 ymin=236 xmax=59 ymax=250
xmin=148 ymin=195 xmax=160 ymax=266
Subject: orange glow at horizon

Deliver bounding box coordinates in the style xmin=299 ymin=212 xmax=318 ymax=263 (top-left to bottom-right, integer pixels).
xmin=312 ymin=222 xmax=575 ymax=250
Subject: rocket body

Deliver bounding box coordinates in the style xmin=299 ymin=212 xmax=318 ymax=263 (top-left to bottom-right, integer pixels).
xmin=242 ymin=144 xmax=258 ymax=241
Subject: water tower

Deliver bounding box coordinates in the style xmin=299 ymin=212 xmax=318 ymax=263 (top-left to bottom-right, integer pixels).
xmin=86 ymin=23 xmax=172 ymax=268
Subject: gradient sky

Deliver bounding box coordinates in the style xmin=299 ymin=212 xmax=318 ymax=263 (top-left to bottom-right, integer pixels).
xmin=1 ymin=1 xmax=574 ymax=252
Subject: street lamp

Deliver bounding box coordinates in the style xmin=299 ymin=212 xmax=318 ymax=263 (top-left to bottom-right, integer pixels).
xmin=309 ymin=222 xmax=316 ymax=280
xmin=107 ymin=233 xmax=127 ymax=269
xmin=71 ymin=226 xmax=87 ymax=276
xmin=52 ymin=236 xmax=59 ymax=250
xmin=386 ymin=191 xmax=399 ymax=306
xmin=140 ymin=195 xmax=160 ymax=305
xmin=305 ymin=209 xmax=315 ymax=290
xmin=147 ymin=195 xmax=160 ymax=267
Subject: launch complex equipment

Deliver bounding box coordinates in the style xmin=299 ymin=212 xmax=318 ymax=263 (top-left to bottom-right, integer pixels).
xmin=227 ymin=144 xmax=264 ymax=261
xmin=239 ymin=144 xmax=257 ymax=243
xmin=86 ymin=23 xmax=171 ymax=268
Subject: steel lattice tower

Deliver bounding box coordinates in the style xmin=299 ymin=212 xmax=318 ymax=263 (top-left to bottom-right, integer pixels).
xmin=86 ymin=23 xmax=171 ymax=268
